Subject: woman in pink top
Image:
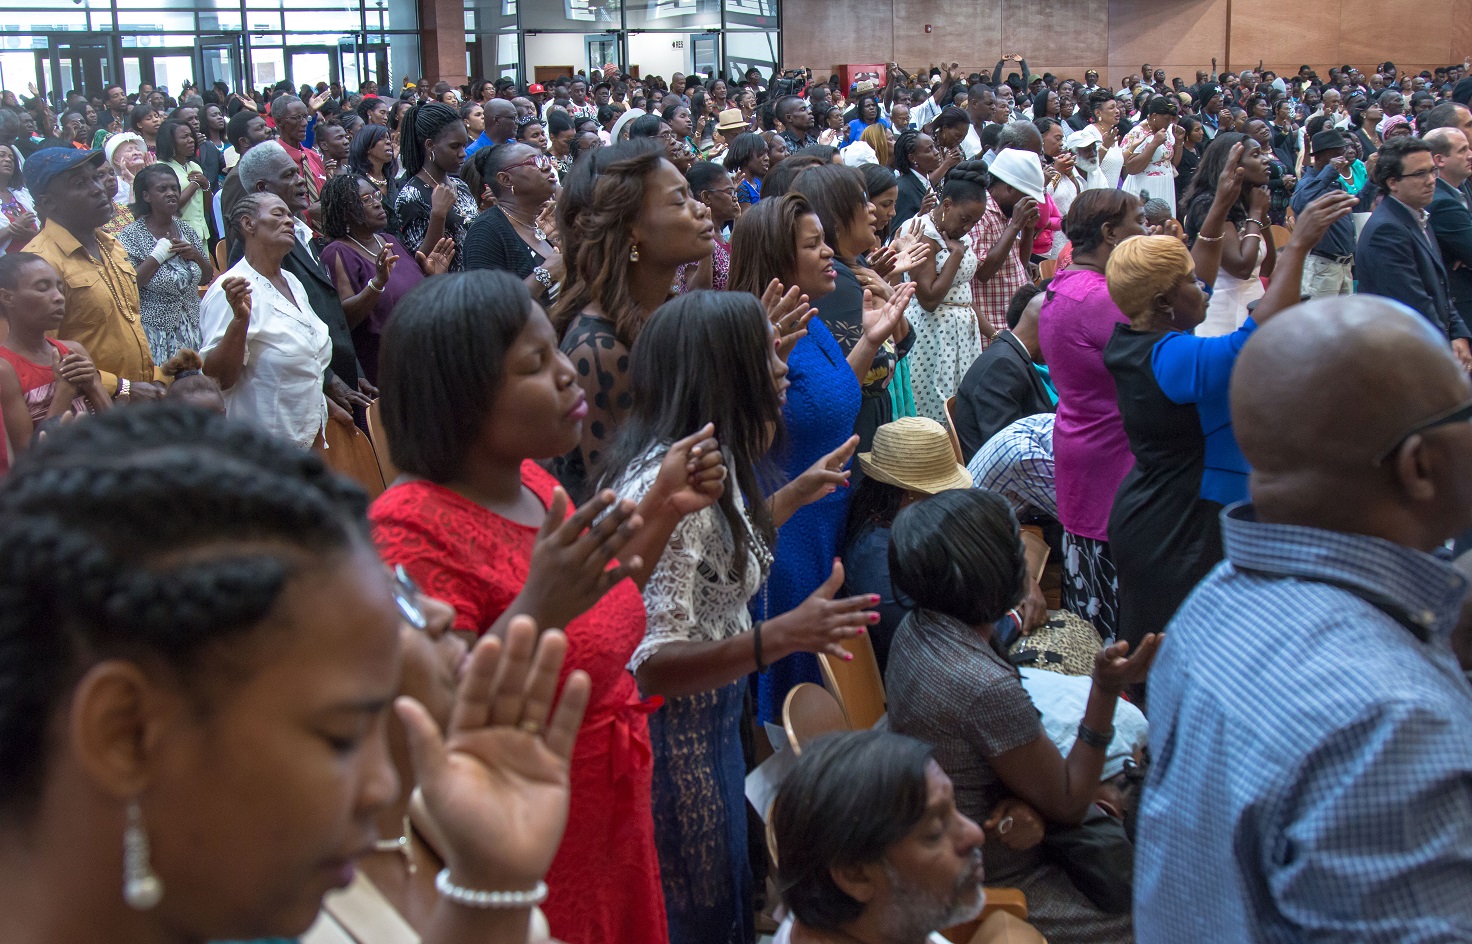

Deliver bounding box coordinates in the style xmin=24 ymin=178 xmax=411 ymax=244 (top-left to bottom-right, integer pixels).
xmin=1036 ymin=190 xmax=1147 ymax=639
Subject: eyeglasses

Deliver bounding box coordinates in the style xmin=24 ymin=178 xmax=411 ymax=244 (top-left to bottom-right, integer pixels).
xmin=391 ymin=565 xmax=428 ymax=630
xmin=656 ymin=130 xmax=678 ymax=142
xmin=1372 ymin=397 xmax=1472 ymax=465
xmin=703 ymin=186 xmax=738 ymax=199
xmin=505 ymin=153 xmax=553 ymax=171
xmin=1395 ymin=168 xmax=1437 ymax=181
xmin=359 ymin=191 xmax=383 ymax=206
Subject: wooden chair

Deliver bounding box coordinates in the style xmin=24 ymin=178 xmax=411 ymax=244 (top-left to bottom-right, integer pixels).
xmin=1269 ymin=224 xmax=1292 ymax=250
xmin=816 ymin=630 xmax=887 ymax=730
xmin=781 ymin=682 xmax=850 ymax=755
xmin=366 ymin=399 xmax=401 ymax=485
xmin=1019 ymin=524 xmax=1049 ymax=584
xmin=212 ymin=239 xmax=228 ymax=274
xmin=942 ymin=395 xmax=965 ymax=463
xmin=1036 ymin=258 xmax=1057 ymax=284
xmin=315 ymin=421 xmax=386 ymax=499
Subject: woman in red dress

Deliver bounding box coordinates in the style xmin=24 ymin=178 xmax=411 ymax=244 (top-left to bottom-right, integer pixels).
xmin=368 ymin=270 xmax=725 ymax=944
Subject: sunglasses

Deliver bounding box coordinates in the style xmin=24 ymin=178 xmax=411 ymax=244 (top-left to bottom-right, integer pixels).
xmin=505 ymin=153 xmax=553 ymax=172
xmin=1372 ymin=397 xmax=1472 ymax=465
xmin=391 ymin=565 xmax=428 ymax=630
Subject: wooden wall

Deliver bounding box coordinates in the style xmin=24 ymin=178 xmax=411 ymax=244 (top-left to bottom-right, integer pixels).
xmin=781 ymin=0 xmax=1472 ymax=87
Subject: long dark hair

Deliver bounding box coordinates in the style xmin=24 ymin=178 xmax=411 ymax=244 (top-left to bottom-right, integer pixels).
xmin=728 ymin=193 xmax=816 ymax=297
xmin=349 ymin=123 xmax=399 ymax=179
xmin=842 ymin=475 xmax=905 ymax=549
xmin=399 ymin=101 xmax=462 ymax=177
xmin=595 ymin=291 xmax=782 ymax=579
xmin=1182 ymin=131 xmax=1252 ymax=240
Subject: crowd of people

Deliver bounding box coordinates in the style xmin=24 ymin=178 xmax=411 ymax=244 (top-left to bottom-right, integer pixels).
xmin=0 ymin=50 xmax=1469 ymax=944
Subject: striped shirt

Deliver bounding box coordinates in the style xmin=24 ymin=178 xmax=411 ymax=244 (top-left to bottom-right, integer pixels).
xmin=967 ymin=413 xmax=1056 ymax=520
xmin=1135 ymin=503 xmax=1472 ymax=943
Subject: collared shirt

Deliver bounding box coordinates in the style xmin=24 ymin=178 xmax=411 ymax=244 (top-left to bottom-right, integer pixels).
xmin=1393 ymin=195 xmax=1434 ymax=241
xmin=27 ymin=219 xmax=155 ymax=389
xmin=1136 ymin=503 xmax=1472 ymax=943
xmin=199 ymin=257 xmax=331 ymax=449
xmin=1290 ymin=163 xmax=1356 ymax=257
xmin=969 ymin=199 xmax=1031 ymax=338
xmin=967 ymin=412 xmax=1056 ymax=520
xmin=277 ymin=138 xmax=327 ymax=202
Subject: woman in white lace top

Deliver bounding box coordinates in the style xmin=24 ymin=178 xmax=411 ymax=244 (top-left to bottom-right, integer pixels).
xmin=600 ymin=290 xmax=881 ymax=944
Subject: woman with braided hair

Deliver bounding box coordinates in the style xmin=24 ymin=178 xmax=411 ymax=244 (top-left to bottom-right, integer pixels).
xmin=319 ymin=173 xmax=453 ymax=386
xmin=393 ymin=100 xmax=474 ymax=271
xmin=549 ymin=139 xmax=715 ymax=500
xmin=0 ymin=403 xmax=591 ymax=944
xmin=890 ymin=128 xmax=943 ymax=231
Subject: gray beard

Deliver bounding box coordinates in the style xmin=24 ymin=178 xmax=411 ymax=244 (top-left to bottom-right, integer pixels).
xmin=872 ymin=852 xmax=986 ymax=944
xmin=1074 ymin=153 xmax=1100 ymax=174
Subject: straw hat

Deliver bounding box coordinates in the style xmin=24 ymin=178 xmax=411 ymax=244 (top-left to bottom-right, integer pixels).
xmin=716 ymin=107 xmax=748 ymax=133
xmin=857 ymin=417 xmax=974 ymax=494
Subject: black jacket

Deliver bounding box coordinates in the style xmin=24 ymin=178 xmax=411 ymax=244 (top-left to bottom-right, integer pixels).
xmin=951 ymin=330 xmax=1055 ymax=463
xmin=1429 ymin=178 xmax=1472 ymax=328
xmin=1356 ymin=194 xmax=1470 ymax=343
xmin=893 ymin=170 xmax=929 ymax=233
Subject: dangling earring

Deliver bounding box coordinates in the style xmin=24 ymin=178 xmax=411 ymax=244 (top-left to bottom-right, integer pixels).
xmin=629 ymin=243 xmax=640 ymax=262
xmin=123 ymin=799 xmax=164 ymax=910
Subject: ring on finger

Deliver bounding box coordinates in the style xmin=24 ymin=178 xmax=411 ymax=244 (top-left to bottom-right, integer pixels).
xmin=518 ymin=718 xmax=545 ymax=737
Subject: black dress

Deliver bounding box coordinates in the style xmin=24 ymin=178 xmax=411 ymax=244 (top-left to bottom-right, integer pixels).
xmin=1103 ymin=325 xmax=1224 ymax=650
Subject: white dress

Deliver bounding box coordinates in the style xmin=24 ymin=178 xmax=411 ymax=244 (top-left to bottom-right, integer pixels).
xmin=1196 ymin=235 xmax=1264 ymax=337
xmin=1120 ymin=124 xmax=1177 ymax=217
xmin=899 ymin=213 xmax=982 ymax=425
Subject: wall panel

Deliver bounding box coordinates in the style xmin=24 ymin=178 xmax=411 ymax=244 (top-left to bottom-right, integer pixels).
xmin=1000 ymin=0 xmax=1109 ymax=81
xmin=1228 ymin=0 xmax=1340 ymax=74
xmin=892 ymin=0 xmax=997 ymax=72
xmin=783 ymin=0 xmax=892 ymax=74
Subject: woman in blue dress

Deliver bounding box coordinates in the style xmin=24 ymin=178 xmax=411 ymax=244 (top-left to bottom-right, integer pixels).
xmin=729 ymin=192 xmax=913 ymax=723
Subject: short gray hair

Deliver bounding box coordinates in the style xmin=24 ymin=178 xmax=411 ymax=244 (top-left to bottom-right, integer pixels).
xmin=997 ymin=120 xmax=1042 ymax=153
xmin=237 ymin=139 xmax=291 ymax=193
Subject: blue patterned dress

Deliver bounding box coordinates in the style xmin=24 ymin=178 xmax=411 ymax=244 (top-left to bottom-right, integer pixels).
xmin=754 ymin=319 xmax=862 ymax=724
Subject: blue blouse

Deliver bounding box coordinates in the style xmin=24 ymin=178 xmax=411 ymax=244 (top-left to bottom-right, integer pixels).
xmin=1149 ymin=317 xmax=1257 ymax=507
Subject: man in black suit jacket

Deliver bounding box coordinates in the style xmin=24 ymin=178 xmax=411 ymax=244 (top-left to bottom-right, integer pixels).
xmin=951 ymin=284 xmax=1055 ymax=462
xmin=231 ymin=140 xmax=370 ymax=423
xmin=1426 ymin=127 xmax=1472 ymax=359
xmin=1355 ymin=136 xmax=1472 ymax=369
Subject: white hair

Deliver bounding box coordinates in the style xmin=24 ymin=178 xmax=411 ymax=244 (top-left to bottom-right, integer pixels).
xmin=236 ymin=139 xmax=292 ymax=193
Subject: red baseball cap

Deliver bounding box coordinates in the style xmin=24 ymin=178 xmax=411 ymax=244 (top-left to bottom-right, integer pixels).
xmin=528 ymin=83 xmax=545 ymax=94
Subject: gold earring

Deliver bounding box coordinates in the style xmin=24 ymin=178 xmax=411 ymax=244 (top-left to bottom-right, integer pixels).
xmin=630 ymin=244 xmax=640 ymax=262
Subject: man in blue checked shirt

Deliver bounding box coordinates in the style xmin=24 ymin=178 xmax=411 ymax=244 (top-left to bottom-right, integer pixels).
xmin=1135 ymin=296 xmax=1472 ymax=943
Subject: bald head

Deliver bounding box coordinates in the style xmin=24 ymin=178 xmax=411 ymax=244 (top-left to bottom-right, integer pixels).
xmin=1233 ymin=297 xmax=1472 ymax=547
xmin=485 ymin=99 xmax=519 ymax=142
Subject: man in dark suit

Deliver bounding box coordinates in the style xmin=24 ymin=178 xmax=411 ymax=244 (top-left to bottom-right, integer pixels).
xmin=1356 ymin=136 xmax=1472 ymax=369
xmin=1427 ymin=126 xmax=1472 ymax=359
xmin=951 ymin=284 xmax=1055 ymax=462
xmin=232 ymin=140 xmax=371 ymax=424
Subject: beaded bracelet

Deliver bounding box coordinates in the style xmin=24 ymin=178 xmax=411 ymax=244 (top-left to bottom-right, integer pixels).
xmin=434 ymin=869 xmax=548 ymax=909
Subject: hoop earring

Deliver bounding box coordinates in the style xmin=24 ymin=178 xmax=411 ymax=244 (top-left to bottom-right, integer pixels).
xmin=123 ymin=799 xmax=164 ymax=910
xmin=630 ymin=243 xmax=640 ymax=262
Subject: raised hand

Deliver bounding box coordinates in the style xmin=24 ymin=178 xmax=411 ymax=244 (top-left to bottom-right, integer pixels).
xmin=535 ymin=200 xmax=559 ymax=247
xmin=761 ymin=278 xmax=816 ymax=362
xmin=430 ymin=181 xmax=457 ymax=218
xmin=1014 ymin=196 xmax=1040 ymax=230
xmin=647 ymin=422 xmax=728 ymax=517
xmin=920 ymin=189 xmax=940 ymax=215
xmin=867 ymin=244 xmax=899 ymax=278
xmin=1092 ymin=633 xmax=1162 ymax=695
xmin=1288 ymin=191 xmax=1356 ymax=248
xmin=1247 ymin=184 xmax=1271 ymax=222
xmin=54 ymin=350 xmax=98 ymax=390
xmin=415 ymin=236 xmax=457 ymax=275
xmin=983 ymin=797 xmax=1046 ymax=851
xmin=787 ymin=434 xmax=859 ymax=508
xmin=1214 ymin=142 xmax=1247 ymax=205
xmin=888 ymin=234 xmax=933 ymax=274
xmin=862 ymin=282 xmax=916 ymax=345
xmin=374 ymin=243 xmax=400 ymax=285
xmin=516 ymin=487 xmax=643 ymax=631
xmin=223 ymin=276 xmax=253 ymax=322
xmin=397 ymin=616 xmax=590 ymax=891
xmin=764 ymin=560 xmax=878 ymax=661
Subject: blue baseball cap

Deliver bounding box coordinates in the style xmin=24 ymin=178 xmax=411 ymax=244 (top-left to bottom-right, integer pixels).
xmin=25 ymin=147 xmax=105 ymax=197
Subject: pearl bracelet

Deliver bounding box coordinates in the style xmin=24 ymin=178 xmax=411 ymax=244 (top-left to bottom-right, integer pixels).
xmin=434 ymin=869 xmax=548 ymax=909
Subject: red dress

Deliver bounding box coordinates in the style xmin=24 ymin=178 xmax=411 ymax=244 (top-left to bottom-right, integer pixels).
xmin=369 ymin=462 xmax=668 ymax=944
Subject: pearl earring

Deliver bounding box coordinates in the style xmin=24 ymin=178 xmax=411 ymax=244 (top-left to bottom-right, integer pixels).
xmin=630 ymin=244 xmax=640 ymax=262
xmin=123 ymin=799 xmax=163 ymax=910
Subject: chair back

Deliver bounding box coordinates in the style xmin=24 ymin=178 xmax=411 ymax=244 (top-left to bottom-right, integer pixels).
xmin=212 ymin=239 xmax=228 ymax=274
xmin=315 ymin=421 xmax=386 ymax=499
xmin=1269 ymin=224 xmax=1292 ymax=251
xmin=1036 ymin=258 xmax=1057 ymax=284
xmin=942 ymin=396 xmax=965 ymax=462
xmin=366 ymin=398 xmax=402 ymax=484
xmin=1019 ymin=524 xmax=1049 ymax=583
xmin=781 ymin=682 xmax=849 ymax=755
xmin=816 ymin=631 xmax=887 ymax=730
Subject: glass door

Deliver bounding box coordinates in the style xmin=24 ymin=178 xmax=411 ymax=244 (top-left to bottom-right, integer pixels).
xmin=286 ymin=47 xmax=337 ymax=91
xmin=199 ymin=35 xmax=244 ymax=94
xmin=40 ymin=36 xmax=113 ymax=102
xmin=584 ymin=33 xmax=619 ymax=75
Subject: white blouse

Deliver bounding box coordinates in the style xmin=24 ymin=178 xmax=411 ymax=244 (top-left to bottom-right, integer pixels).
xmin=200 ymin=257 xmax=331 ymax=449
xmin=614 ymin=449 xmax=770 ymax=674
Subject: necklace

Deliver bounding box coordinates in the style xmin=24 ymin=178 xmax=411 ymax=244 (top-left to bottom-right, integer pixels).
xmin=348 ymin=232 xmax=385 ymax=259
xmin=373 ymin=814 xmax=417 ymax=874
xmin=502 ymin=205 xmax=547 ymax=242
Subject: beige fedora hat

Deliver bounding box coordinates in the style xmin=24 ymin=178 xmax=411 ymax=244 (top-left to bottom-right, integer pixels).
xmin=857 ymin=417 xmax=974 ymax=494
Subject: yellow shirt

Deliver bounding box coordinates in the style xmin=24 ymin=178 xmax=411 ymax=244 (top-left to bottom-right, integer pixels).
xmin=26 ymin=219 xmax=160 ymax=388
